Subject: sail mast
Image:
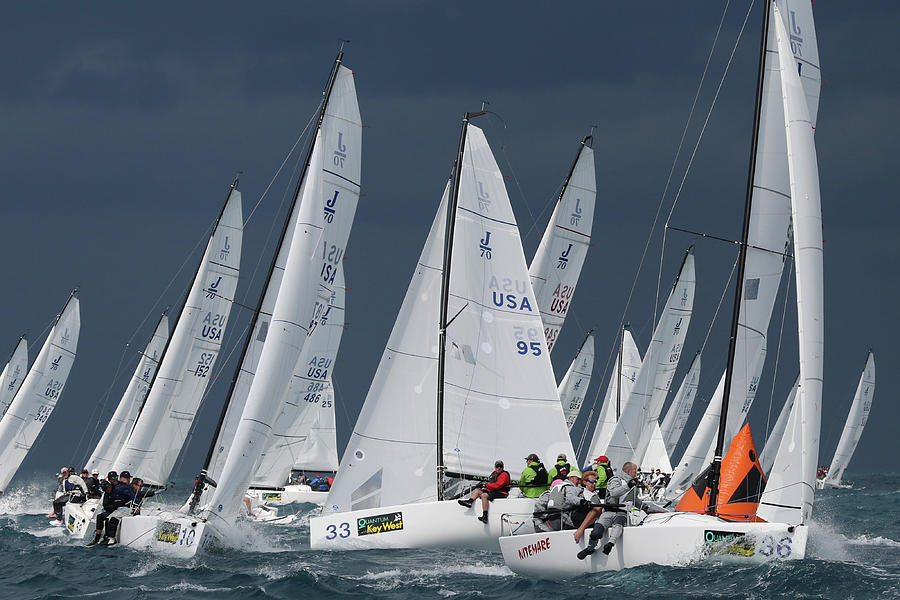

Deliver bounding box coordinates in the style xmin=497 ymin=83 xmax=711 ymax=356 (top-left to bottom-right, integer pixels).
xmin=616 ymin=323 xmax=625 ymax=420
xmin=189 ymin=49 xmax=345 ymax=506
xmin=707 ymin=0 xmax=772 ymax=514
xmin=436 ymin=110 xmax=485 ymax=500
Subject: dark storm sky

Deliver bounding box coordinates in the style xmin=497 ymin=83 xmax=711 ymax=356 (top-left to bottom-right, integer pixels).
xmin=0 ymin=1 xmax=896 ymax=483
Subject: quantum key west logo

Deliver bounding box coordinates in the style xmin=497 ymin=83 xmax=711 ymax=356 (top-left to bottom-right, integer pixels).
xmin=703 ymin=529 xmax=754 ymax=557
xmin=357 ymin=511 xmax=403 ymax=536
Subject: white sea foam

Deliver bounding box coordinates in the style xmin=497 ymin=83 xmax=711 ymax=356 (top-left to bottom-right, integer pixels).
xmin=359 ymin=561 xmax=514 ymax=589
xmin=846 ymin=535 xmax=900 ymax=548
xmin=0 ymin=481 xmax=54 ymax=516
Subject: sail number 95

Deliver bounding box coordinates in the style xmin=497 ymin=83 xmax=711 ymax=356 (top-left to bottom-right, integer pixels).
xmin=514 ymin=326 xmax=542 ymax=356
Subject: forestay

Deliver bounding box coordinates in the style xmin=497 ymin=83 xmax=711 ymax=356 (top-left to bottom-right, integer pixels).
xmin=251 ymin=267 xmax=346 ymax=485
xmin=0 ymin=293 xmax=80 ymax=493
xmin=114 ymin=186 xmax=243 ymax=486
xmin=208 ymin=65 xmax=362 ymax=524
xmin=824 ymin=352 xmax=874 ymax=485
xmin=86 ymin=314 xmax=169 ymax=476
xmin=0 ymin=336 xmax=27 ymax=420
xmin=558 ymin=332 xmax=595 ymax=430
xmin=758 ymin=6 xmax=824 ymax=525
xmin=529 ymin=139 xmax=595 ymax=352
xmin=603 ymin=252 xmax=695 ymax=470
xmin=585 ymin=327 xmax=641 ymax=463
xmin=659 ymin=351 xmax=701 ymax=455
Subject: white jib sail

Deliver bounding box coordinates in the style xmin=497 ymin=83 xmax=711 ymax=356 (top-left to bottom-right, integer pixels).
xmin=640 ymin=423 xmax=672 ymax=473
xmin=441 ymin=124 xmax=575 ymax=481
xmin=203 ymin=65 xmax=359 ymax=494
xmin=825 ymin=352 xmax=874 ymax=485
xmin=759 ymin=373 xmax=799 ymax=475
xmin=604 ymin=252 xmax=695 ymax=470
xmin=251 ymin=266 xmax=346 ymax=486
xmin=0 ymin=293 xmax=80 ymax=493
xmin=529 ymin=140 xmax=596 ymax=352
xmin=208 ymin=66 xmax=362 ymax=524
xmin=86 ymin=314 xmax=169 ymax=476
xmin=114 ymin=186 xmax=243 ymax=486
xmin=758 ymin=6 xmax=824 ymax=525
xmin=558 ymin=332 xmax=595 ymax=430
xmin=0 ymin=336 xmax=28 ymax=420
xmin=585 ymin=328 xmax=642 ymax=463
xmin=324 ymin=185 xmax=449 ymax=513
xmin=659 ymin=351 xmax=701 ymax=455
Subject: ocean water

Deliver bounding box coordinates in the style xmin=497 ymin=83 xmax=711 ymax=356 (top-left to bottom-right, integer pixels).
xmin=1 ymin=473 xmax=898 ymax=599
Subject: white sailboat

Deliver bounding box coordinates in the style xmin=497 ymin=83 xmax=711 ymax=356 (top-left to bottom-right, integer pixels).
xmin=0 ymin=291 xmax=80 ymax=494
xmin=116 ymin=50 xmax=361 ymax=556
xmin=500 ymin=0 xmax=824 ymax=574
xmin=658 ymin=351 xmax=701 ymax=456
xmin=528 ymin=136 xmax=596 ymax=352
xmin=112 ymin=179 xmax=243 ymax=487
xmin=63 ymin=313 xmax=169 ymax=539
xmin=584 ymin=326 xmax=642 ymax=462
xmin=558 ymin=331 xmax=595 ymax=430
xmin=759 ymin=373 xmax=799 ymax=475
xmin=820 ymin=351 xmax=874 ymax=488
xmin=0 ymin=336 xmax=28 ymax=420
xmin=246 ymin=265 xmax=346 ymax=507
xmin=666 ymin=0 xmax=821 ymax=498
xmin=310 ymin=115 xmax=574 ymax=551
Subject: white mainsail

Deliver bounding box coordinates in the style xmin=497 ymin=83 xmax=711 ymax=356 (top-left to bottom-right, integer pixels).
xmin=558 ymin=332 xmax=595 ymax=430
xmin=757 ymin=5 xmax=824 ymax=525
xmin=326 ymin=123 xmax=574 ymax=513
xmin=603 ymin=252 xmax=695 ymax=470
xmin=0 ymin=336 xmax=28 ymax=420
xmin=86 ymin=314 xmax=169 ymax=476
xmin=250 ymin=266 xmax=346 ymax=486
xmin=824 ymin=352 xmax=874 ymax=485
xmin=529 ymin=139 xmax=596 ymax=352
xmin=585 ymin=327 xmax=641 ymax=463
xmin=114 ymin=184 xmax=243 ymax=486
xmin=0 ymin=292 xmax=80 ymax=493
xmin=659 ymin=351 xmax=701 ymax=455
xmin=202 ymin=64 xmax=359 ymax=497
xmin=759 ymin=372 xmax=799 ymax=475
xmin=207 ymin=65 xmax=362 ymax=524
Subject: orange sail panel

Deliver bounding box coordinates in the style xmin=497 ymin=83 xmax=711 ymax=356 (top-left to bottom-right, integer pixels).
xmin=676 ymin=423 xmax=767 ymax=521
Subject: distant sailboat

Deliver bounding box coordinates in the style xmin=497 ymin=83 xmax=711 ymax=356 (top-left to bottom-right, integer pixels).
xmin=0 ymin=291 xmax=80 ymax=494
xmin=820 ymin=351 xmax=875 ymax=488
xmin=558 ymin=331 xmax=595 ymax=430
xmin=658 ymin=351 xmax=701 ymax=456
xmin=0 ymin=336 xmax=28 ymax=420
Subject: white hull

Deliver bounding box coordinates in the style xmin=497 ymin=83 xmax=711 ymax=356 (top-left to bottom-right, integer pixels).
xmin=62 ymin=498 xmax=101 ymax=540
xmin=116 ymin=507 xmax=218 ymax=558
xmin=310 ymin=498 xmax=536 ymax=551
xmin=246 ymin=485 xmax=327 ymax=506
xmin=500 ymin=512 xmax=807 ymax=578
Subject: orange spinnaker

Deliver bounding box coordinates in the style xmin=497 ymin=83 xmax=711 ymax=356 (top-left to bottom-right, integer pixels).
xmin=676 ymin=423 xmax=767 ymax=522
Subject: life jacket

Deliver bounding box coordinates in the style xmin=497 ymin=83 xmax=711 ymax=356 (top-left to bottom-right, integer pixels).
xmin=531 ymin=462 xmax=548 ymax=487
xmin=547 ymin=481 xmax=572 ymax=509
xmin=486 ymin=469 xmax=511 ymax=496
xmin=597 ymin=463 xmax=613 ymax=489
xmin=551 ymin=461 xmax=571 ymax=482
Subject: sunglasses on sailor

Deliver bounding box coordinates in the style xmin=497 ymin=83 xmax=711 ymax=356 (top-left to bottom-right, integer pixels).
xmin=585 ymin=479 xmax=598 ymax=484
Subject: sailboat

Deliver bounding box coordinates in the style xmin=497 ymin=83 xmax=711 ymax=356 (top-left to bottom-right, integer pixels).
xmin=500 ymin=0 xmax=824 ymax=574
xmin=819 ymin=351 xmax=874 ymax=488
xmin=111 ymin=178 xmax=243 ymax=487
xmin=528 ymin=136 xmax=596 ymax=352
xmin=115 ymin=49 xmax=361 ymax=556
xmin=309 ymin=114 xmax=574 ymax=551
xmin=658 ymin=351 xmax=701 ymax=457
xmin=62 ymin=313 xmax=169 ymax=539
xmin=0 ymin=291 xmax=80 ymax=494
xmin=558 ymin=331 xmax=595 ymax=430
xmin=0 ymin=336 xmax=28 ymax=420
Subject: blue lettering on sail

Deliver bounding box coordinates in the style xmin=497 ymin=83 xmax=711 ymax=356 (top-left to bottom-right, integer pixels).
xmin=477 ymin=181 xmax=491 ymax=212
xmin=324 ymin=190 xmax=339 ymax=223
xmin=220 ymin=236 xmax=231 ymax=261
xmin=50 ymin=355 xmax=61 ymax=371
xmin=557 ymin=243 xmax=573 ymax=269
xmin=570 ymin=198 xmax=582 ymax=226
xmin=491 ymin=292 xmax=533 ymax=312
xmin=333 ymin=132 xmax=347 ymax=168
xmin=479 ymin=231 xmax=493 ymax=259
xmin=206 ymin=276 xmax=222 ymax=299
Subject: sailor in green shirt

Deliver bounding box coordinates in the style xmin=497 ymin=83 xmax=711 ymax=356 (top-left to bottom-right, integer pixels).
xmin=519 ymin=453 xmax=550 ymax=498
xmin=547 ymin=453 xmax=572 ymax=483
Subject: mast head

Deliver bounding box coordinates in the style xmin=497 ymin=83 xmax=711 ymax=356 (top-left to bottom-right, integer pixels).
xmin=337 ymin=39 xmax=350 ymax=61
xmin=230 ymin=171 xmax=242 ymax=190
xmin=584 ymin=125 xmax=598 ymax=148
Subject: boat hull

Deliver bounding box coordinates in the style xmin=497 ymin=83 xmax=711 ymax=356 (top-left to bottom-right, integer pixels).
xmin=499 ymin=512 xmax=807 ymax=578
xmin=116 ymin=507 xmax=217 ymax=558
xmin=62 ymin=498 xmax=101 ymax=540
xmin=309 ymin=498 xmax=536 ymax=551
xmin=246 ymin=485 xmax=327 ymax=506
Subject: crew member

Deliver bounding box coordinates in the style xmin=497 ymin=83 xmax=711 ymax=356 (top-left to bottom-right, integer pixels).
xmin=458 ymin=460 xmax=510 ymax=523
xmin=519 ymin=453 xmax=549 ymax=498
